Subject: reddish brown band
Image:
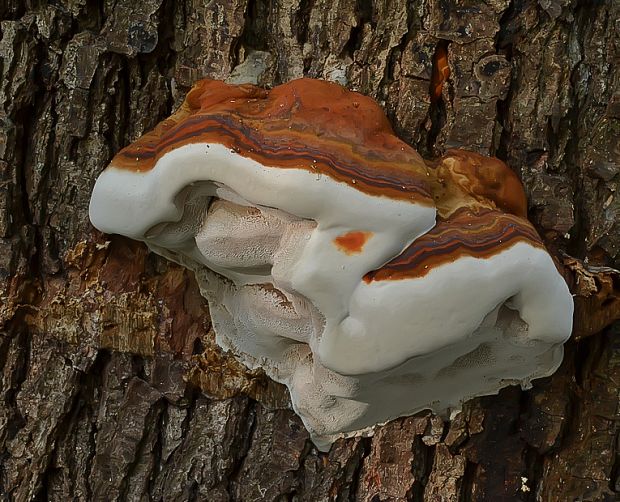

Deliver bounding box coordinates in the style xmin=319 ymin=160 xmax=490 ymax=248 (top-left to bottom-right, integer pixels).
xmin=111 ymin=79 xmax=434 ymax=204
xmin=364 ymin=208 xmax=543 ymax=282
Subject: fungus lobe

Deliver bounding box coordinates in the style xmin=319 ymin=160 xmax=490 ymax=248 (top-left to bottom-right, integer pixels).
xmin=90 ymin=78 xmax=573 ymax=450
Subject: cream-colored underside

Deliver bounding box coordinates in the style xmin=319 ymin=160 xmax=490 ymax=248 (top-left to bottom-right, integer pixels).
xmin=90 ymin=143 xmax=574 ymax=450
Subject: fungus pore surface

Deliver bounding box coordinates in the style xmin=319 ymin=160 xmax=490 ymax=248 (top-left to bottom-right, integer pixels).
xmin=89 ymin=78 xmax=573 ymax=450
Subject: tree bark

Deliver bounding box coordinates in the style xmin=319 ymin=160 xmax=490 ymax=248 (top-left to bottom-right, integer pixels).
xmin=1 ymin=0 xmax=619 ymax=500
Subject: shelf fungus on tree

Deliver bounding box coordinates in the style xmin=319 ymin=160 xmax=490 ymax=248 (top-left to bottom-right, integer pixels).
xmin=89 ymin=78 xmax=574 ymax=450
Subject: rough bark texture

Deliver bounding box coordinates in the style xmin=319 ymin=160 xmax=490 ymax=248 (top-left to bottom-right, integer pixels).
xmin=1 ymin=0 xmax=619 ymax=501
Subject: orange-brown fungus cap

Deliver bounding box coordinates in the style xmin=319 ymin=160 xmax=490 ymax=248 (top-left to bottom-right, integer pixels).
xmin=430 ymin=149 xmax=528 ymax=218
xmin=112 ymin=78 xmax=434 ymax=204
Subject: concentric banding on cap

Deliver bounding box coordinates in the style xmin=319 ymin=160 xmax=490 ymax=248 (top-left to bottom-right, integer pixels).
xmin=364 ymin=207 xmax=544 ymax=282
xmin=109 ymin=78 xmax=434 ymax=203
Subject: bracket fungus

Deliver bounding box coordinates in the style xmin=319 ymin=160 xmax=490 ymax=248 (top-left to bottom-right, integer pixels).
xmin=89 ymin=78 xmax=573 ymax=450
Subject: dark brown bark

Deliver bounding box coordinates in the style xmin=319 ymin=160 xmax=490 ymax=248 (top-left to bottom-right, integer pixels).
xmin=1 ymin=0 xmax=619 ymax=500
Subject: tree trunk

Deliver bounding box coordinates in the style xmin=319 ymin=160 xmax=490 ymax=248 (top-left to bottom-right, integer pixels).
xmin=1 ymin=0 xmax=619 ymax=500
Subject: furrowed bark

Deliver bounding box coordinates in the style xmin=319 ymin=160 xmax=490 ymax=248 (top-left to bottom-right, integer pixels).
xmin=1 ymin=1 xmax=619 ymax=500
